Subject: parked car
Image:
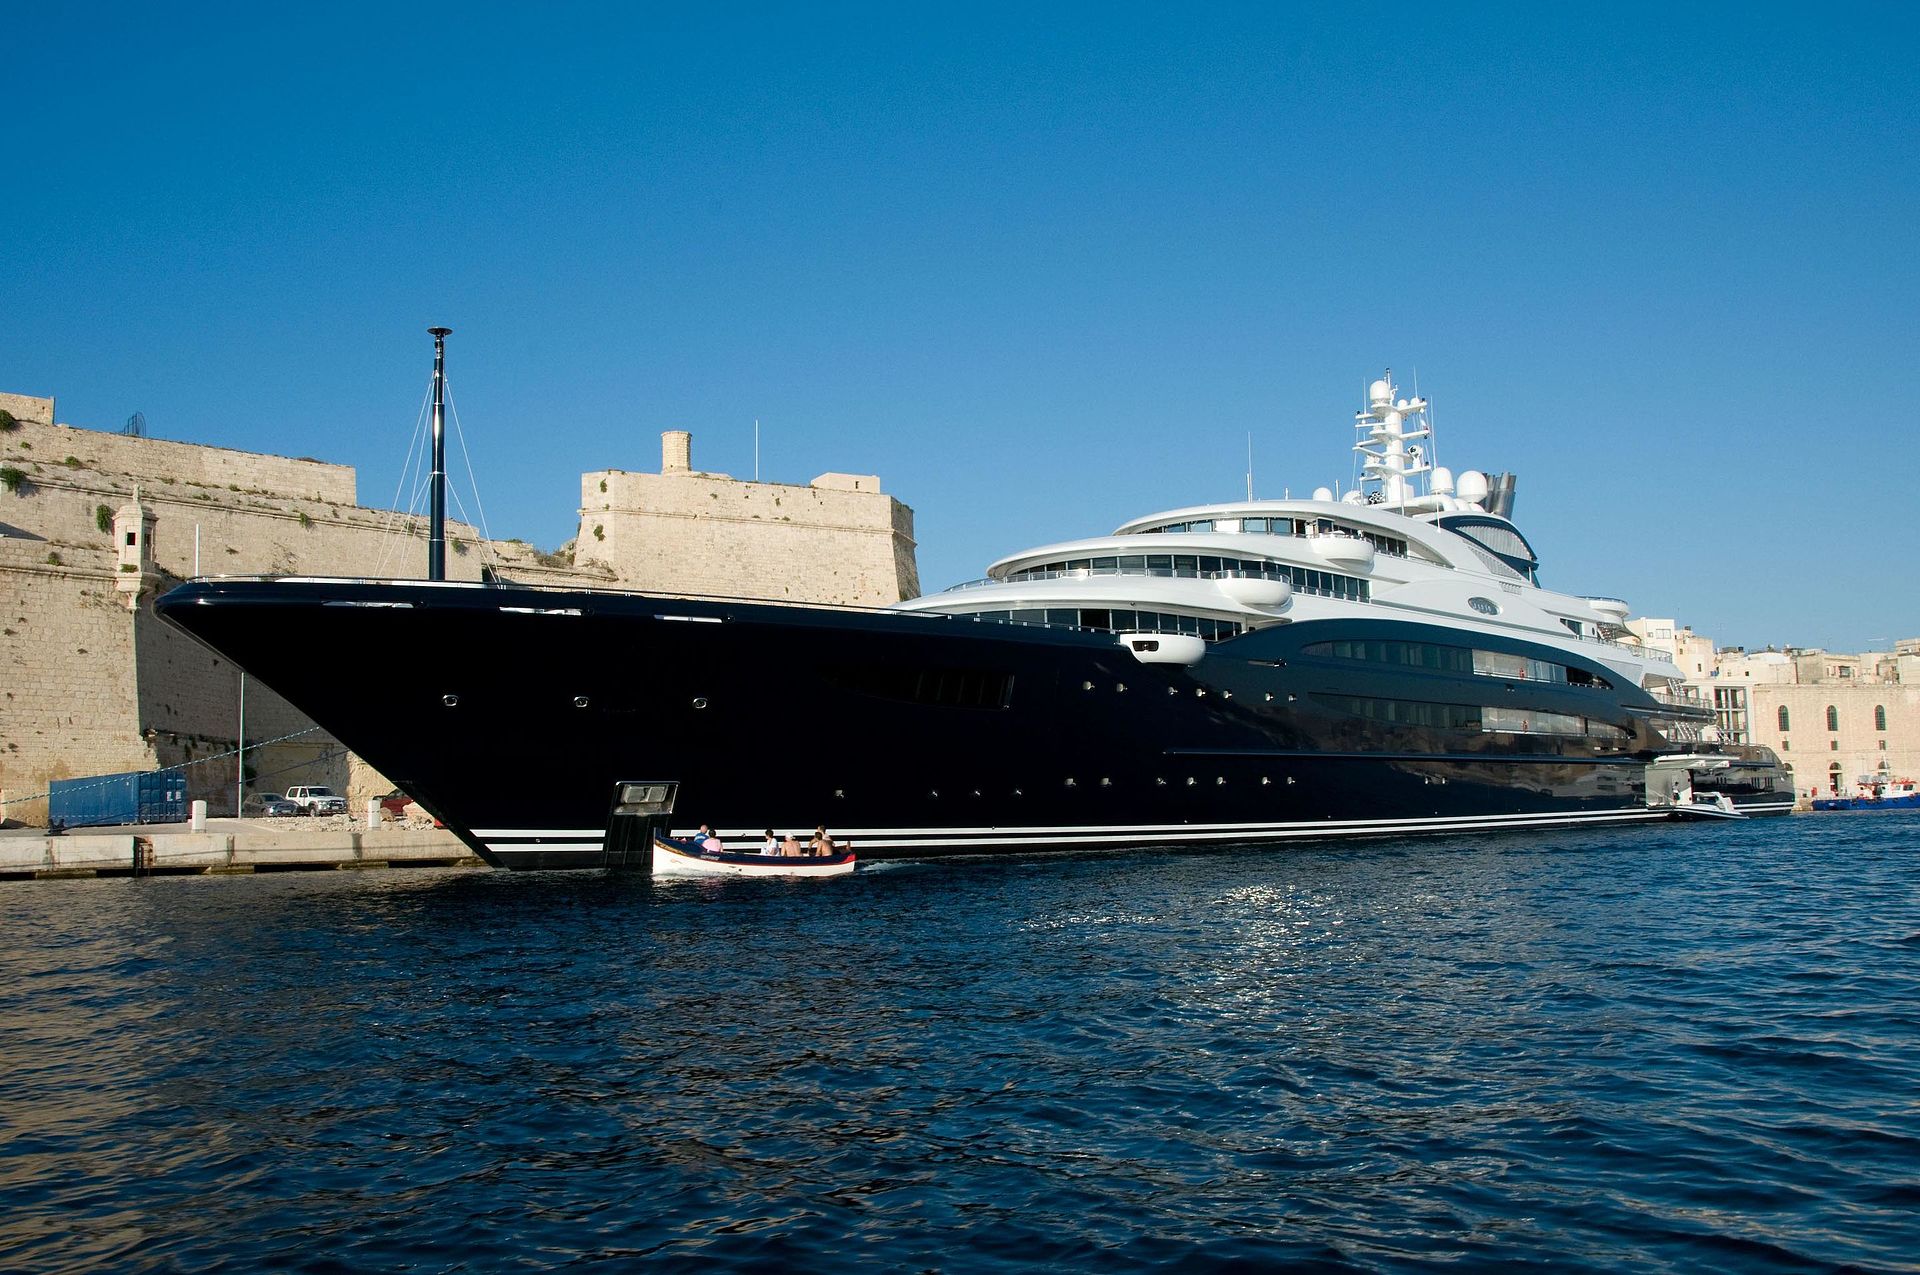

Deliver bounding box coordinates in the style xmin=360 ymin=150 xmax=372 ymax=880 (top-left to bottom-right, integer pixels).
xmin=245 ymin=792 xmax=299 ymax=818
xmin=377 ymin=789 xmax=415 ymax=819
xmin=284 ymin=785 xmax=348 ymax=817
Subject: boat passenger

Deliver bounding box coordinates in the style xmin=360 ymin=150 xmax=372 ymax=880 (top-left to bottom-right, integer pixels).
xmin=697 ymin=824 xmax=724 ymax=854
xmin=761 ymin=829 xmax=778 ymax=855
xmin=811 ymin=825 xmax=835 ymax=857
xmin=780 ymin=833 xmax=805 ymax=857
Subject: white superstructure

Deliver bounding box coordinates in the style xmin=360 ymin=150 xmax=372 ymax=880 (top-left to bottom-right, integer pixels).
xmin=895 ymin=371 xmax=1691 ymax=700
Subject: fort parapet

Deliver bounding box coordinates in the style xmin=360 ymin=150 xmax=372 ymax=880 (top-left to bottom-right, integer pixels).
xmin=576 ymin=433 xmax=918 ymax=607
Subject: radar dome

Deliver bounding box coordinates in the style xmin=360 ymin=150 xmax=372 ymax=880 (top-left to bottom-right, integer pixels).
xmin=1342 ymin=490 xmax=1366 ymax=505
xmin=1311 ymin=486 xmax=1334 ymax=502
xmin=1456 ymin=470 xmax=1489 ymax=505
xmin=1368 ymin=379 xmax=1392 ymax=405
xmin=1431 ymin=466 xmax=1455 ymax=495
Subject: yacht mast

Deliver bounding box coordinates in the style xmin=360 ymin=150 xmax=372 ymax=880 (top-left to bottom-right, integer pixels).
xmin=427 ymin=326 xmax=452 ymax=581
xmin=1354 ymin=370 xmax=1430 ymax=510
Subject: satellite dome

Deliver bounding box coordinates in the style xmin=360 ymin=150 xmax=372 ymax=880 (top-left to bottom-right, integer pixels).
xmin=1368 ymin=379 xmax=1392 ymax=405
xmin=1311 ymin=486 xmax=1334 ymax=502
xmin=1457 ymin=470 xmax=1490 ymax=505
xmin=1431 ymin=466 xmax=1455 ymax=494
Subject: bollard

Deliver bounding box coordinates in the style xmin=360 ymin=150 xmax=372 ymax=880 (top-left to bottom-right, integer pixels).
xmin=366 ymin=798 xmax=381 ymax=829
xmin=190 ymin=800 xmax=208 ymax=832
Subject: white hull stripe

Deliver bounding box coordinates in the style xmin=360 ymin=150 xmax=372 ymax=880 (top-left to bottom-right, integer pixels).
xmin=479 ymin=807 xmax=1654 ymax=842
xmin=478 ymin=807 xmax=1673 ymax=855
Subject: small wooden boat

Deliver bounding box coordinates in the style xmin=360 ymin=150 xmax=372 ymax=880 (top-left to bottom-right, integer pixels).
xmin=651 ymin=836 xmax=857 ymax=877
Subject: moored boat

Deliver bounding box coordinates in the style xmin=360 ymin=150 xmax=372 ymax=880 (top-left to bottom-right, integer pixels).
xmin=652 ymin=836 xmax=858 ymax=877
xmin=1812 ymin=779 xmax=1920 ymax=811
xmin=153 ymin=347 xmax=1794 ymax=870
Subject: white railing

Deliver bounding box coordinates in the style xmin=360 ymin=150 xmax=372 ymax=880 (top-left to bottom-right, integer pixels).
xmin=944 ymin=564 xmax=1369 ymax=602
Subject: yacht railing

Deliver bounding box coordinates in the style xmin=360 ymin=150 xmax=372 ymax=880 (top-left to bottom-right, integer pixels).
xmin=943 ymin=564 xmax=1369 ymax=601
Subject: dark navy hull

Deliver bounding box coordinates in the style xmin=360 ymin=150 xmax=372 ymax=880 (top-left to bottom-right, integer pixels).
xmin=155 ymin=578 xmax=1785 ymax=869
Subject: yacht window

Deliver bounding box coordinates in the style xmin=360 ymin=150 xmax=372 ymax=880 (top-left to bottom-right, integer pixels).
xmin=1362 ymin=532 xmax=1408 ymax=557
xmin=989 ymin=553 xmax=1371 ymax=602
xmin=1188 ymin=520 xmax=1214 ymax=533
xmin=1481 ymin=707 xmax=1587 ymax=737
xmin=1046 ymin=608 xmax=1078 ymax=626
xmin=1081 ymin=608 xmax=1112 ymax=631
xmin=1308 ymin=639 xmax=1608 ymax=688
xmin=1010 ymin=608 xmax=1045 ymax=625
xmin=1114 ymin=609 xmax=1244 ymax=642
xmin=821 ymin=664 xmax=1015 ymax=710
xmin=1318 ymin=694 xmax=1480 ymax=731
xmin=1242 ymin=518 xmax=1267 ymax=533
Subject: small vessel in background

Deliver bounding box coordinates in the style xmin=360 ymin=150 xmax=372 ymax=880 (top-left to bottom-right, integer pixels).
xmin=652 ymin=836 xmax=858 ymax=877
xmin=1813 ymin=778 xmax=1920 ymax=811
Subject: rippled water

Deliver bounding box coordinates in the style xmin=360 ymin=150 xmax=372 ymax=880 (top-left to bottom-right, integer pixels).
xmin=3 ymin=813 xmax=1917 ymax=1272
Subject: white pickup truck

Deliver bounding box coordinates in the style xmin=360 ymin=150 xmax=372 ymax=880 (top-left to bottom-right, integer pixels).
xmin=284 ymin=785 xmax=348 ymax=817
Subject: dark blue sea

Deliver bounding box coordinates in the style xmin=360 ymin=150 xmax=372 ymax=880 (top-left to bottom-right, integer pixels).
xmin=3 ymin=813 xmax=1917 ymax=1273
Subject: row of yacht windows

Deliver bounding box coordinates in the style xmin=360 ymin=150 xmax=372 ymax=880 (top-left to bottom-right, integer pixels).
xmin=961 ymin=607 xmax=1246 ymax=642
xmin=1317 ymin=694 xmax=1633 ymax=743
xmin=1305 ymin=638 xmax=1611 ymax=688
xmin=1006 ymin=555 xmax=1371 ymax=602
xmin=1136 ymin=517 xmax=1409 ymax=557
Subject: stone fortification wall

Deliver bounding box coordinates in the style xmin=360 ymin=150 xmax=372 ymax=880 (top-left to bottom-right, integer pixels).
xmin=2 ymin=406 xmax=919 ymax=825
xmin=8 ymin=416 xmax=354 ymax=503
xmin=576 ymin=435 xmax=919 ymax=607
xmin=0 ymin=416 xmax=490 ymax=822
xmin=0 ymin=556 xmax=157 ymax=822
xmin=2 ymin=415 xmax=497 ymax=584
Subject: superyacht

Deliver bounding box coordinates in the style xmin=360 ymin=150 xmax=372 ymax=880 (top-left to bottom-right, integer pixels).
xmin=157 ymin=367 xmax=1792 ymax=869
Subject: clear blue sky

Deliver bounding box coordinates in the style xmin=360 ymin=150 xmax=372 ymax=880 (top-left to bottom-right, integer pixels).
xmin=5 ymin=2 xmax=1915 ymax=652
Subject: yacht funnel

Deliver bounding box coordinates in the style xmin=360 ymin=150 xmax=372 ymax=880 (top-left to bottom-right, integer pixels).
xmin=1485 ymin=472 xmax=1517 ymax=519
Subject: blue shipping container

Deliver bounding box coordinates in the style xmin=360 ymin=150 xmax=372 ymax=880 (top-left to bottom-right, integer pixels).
xmin=48 ymin=769 xmax=188 ymax=828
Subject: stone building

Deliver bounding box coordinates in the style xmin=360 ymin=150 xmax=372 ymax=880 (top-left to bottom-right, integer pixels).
xmin=1 ymin=390 xmax=917 ymax=824
xmin=1726 ymin=646 xmax=1920 ymax=800
xmin=1627 ymin=608 xmax=1919 ymax=800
